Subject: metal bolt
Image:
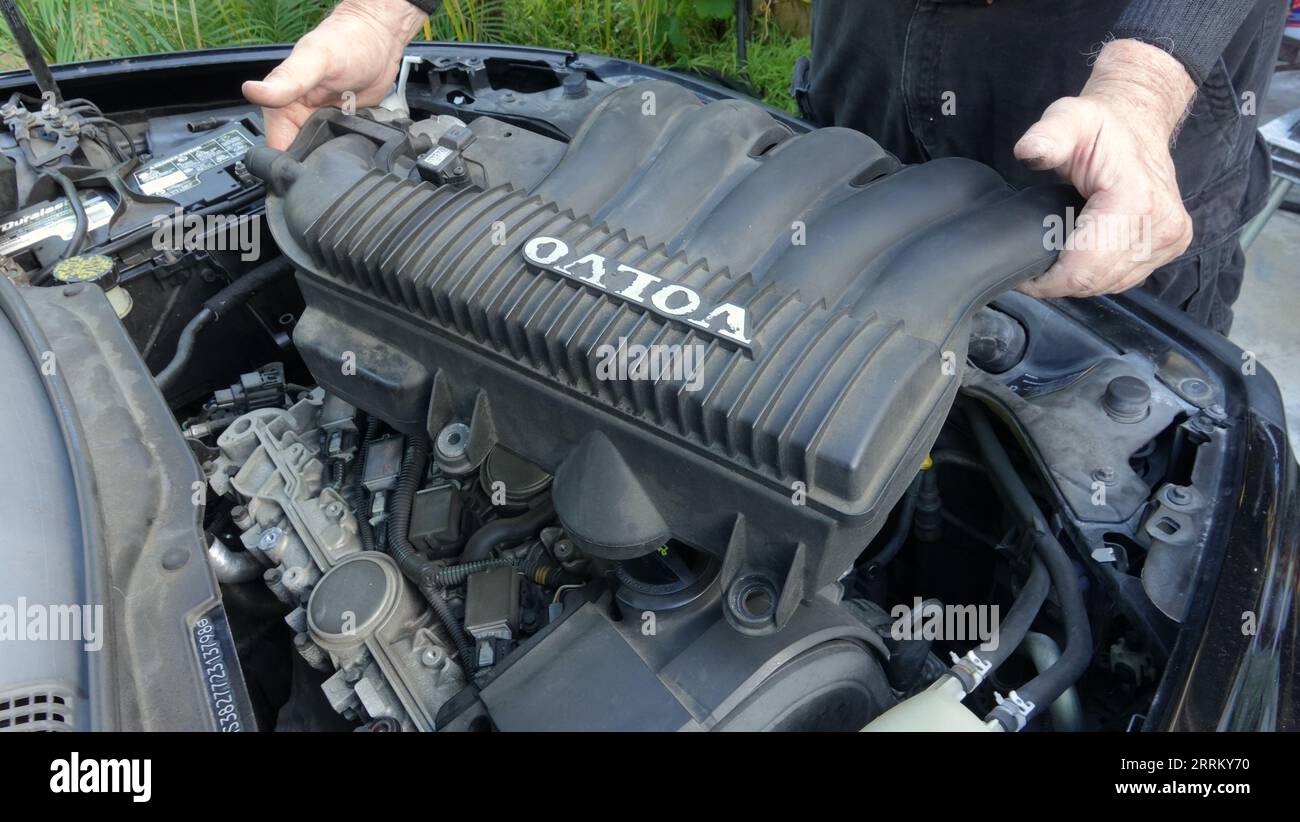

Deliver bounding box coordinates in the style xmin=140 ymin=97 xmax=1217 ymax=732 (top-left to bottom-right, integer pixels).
xmin=421 ymin=646 xmax=446 ymax=669
xmin=1092 ymin=467 xmax=1117 ymax=485
xmin=258 ymin=527 xmax=285 ymax=551
xmin=1168 ymin=486 xmax=1190 ymax=504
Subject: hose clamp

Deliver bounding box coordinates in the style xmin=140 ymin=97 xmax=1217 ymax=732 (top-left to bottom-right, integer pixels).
xmin=992 ymin=690 xmax=1037 ymax=732
xmin=948 ymin=650 xmax=993 ymax=691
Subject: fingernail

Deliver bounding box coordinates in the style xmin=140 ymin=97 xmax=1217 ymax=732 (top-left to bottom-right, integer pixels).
xmin=1016 ymin=135 xmax=1053 ymax=168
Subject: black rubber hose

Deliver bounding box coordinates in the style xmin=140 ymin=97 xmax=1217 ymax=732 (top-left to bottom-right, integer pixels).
xmin=460 ymin=498 xmax=556 ymax=563
xmin=25 ymin=162 xmax=89 ymax=280
xmin=387 ymin=436 xmax=477 ymax=672
xmin=80 ymin=117 xmax=138 ymax=159
xmin=201 ymin=255 xmax=294 ymax=319
xmin=48 ymin=170 xmax=87 ymax=259
xmin=964 ymin=402 xmax=1092 ymax=730
xmin=972 ymin=557 xmax=1049 ymax=677
xmin=1002 ymin=531 xmax=1092 ymax=727
xmin=864 ymin=473 xmax=922 ymax=569
xmin=0 ymin=0 xmax=61 ymax=102
xmin=153 ymin=308 xmax=214 ymax=392
xmin=153 ymin=256 xmax=293 ymax=392
xmin=929 ymin=449 xmax=987 ymax=473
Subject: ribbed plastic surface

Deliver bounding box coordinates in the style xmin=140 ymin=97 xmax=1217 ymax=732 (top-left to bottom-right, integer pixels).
xmin=300 ymin=172 xmax=920 ymax=498
xmin=0 ymin=684 xmax=75 ymax=732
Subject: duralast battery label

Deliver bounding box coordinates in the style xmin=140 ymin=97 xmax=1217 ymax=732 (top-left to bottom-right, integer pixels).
xmin=132 ymin=127 xmax=254 ymax=198
xmin=0 ymin=191 xmax=116 ymax=257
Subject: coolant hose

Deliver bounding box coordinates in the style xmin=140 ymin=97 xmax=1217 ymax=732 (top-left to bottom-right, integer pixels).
xmin=154 ymin=256 xmax=293 ymax=392
xmin=964 ymin=402 xmax=1092 ymax=731
xmin=460 ymin=498 xmax=556 ymax=562
xmin=950 ymin=557 xmax=1049 ymax=691
xmin=1021 ymin=631 xmax=1084 ymax=732
xmin=1000 ymin=531 xmax=1092 ymax=729
xmin=387 ymin=436 xmax=477 ymax=673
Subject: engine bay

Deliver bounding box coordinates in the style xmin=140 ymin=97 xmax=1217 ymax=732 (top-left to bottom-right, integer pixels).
xmin=0 ymin=53 xmax=1242 ymax=732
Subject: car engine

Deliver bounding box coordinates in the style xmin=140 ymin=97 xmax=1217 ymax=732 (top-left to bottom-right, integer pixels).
xmin=222 ymin=78 xmax=1074 ymax=731
xmin=1 ymin=52 xmax=1242 ymax=733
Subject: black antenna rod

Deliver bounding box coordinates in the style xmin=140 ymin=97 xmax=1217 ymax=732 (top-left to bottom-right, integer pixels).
xmin=0 ymin=0 xmax=62 ymax=102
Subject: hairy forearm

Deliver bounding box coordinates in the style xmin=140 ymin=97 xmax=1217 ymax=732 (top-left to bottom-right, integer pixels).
xmin=1083 ymin=39 xmax=1198 ymax=140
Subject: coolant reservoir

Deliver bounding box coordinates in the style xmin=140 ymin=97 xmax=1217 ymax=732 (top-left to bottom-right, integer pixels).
xmin=863 ymin=677 xmax=992 ymax=732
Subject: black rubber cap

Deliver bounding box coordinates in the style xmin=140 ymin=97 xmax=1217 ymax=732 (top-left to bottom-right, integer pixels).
xmin=1102 ymin=375 xmax=1151 ymax=423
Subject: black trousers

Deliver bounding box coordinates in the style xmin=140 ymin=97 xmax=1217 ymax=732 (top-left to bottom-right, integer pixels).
xmin=797 ymin=0 xmax=1289 ymax=334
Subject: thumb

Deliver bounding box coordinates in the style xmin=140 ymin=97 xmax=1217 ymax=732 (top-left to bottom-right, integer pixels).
xmin=242 ymin=45 xmax=331 ymax=108
xmin=1014 ymin=98 xmax=1099 ymax=173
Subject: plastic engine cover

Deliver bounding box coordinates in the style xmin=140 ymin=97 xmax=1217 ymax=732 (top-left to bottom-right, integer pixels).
xmin=253 ymin=81 xmax=1077 ymax=633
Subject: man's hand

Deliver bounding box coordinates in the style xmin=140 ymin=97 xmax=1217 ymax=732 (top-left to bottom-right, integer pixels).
xmin=1014 ymin=39 xmax=1197 ymax=299
xmin=242 ymin=0 xmax=426 ymax=150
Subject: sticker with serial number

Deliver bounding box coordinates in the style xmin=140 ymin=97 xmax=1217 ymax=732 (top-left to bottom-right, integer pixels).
xmin=191 ymin=610 xmax=248 ymax=732
xmin=133 ymin=128 xmax=254 ymax=198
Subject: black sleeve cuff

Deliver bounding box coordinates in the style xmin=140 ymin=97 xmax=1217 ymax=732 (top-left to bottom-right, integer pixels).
xmin=1113 ymin=1 xmax=1256 ymax=86
xmin=405 ymin=0 xmax=439 ymax=16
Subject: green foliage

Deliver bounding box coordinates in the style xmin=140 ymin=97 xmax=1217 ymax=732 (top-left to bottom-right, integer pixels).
xmin=0 ymin=0 xmax=808 ymax=111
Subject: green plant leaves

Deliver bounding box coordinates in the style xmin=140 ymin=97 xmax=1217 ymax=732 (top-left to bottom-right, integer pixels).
xmin=694 ymin=0 xmax=735 ymax=20
xmin=0 ymin=0 xmax=807 ymax=111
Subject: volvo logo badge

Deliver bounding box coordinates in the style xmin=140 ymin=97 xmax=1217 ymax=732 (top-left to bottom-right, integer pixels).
xmin=522 ymin=235 xmax=753 ymax=349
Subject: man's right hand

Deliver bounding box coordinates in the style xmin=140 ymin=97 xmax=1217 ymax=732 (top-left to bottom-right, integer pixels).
xmin=242 ymin=0 xmax=426 ymax=150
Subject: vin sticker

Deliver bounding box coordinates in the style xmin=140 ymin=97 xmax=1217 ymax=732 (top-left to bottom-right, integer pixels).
xmin=133 ymin=127 xmax=254 ymax=198
xmin=190 ymin=608 xmax=250 ymax=732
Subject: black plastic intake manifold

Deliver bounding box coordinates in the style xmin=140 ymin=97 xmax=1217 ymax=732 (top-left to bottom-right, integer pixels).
xmin=250 ymin=80 xmax=1079 ymax=634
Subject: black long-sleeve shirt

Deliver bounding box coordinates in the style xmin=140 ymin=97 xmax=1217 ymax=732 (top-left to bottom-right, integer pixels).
xmin=1115 ymin=0 xmax=1264 ymax=85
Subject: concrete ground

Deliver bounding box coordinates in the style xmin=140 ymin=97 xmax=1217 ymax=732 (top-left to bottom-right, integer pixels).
xmin=1233 ymin=69 xmax=1300 ymax=446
